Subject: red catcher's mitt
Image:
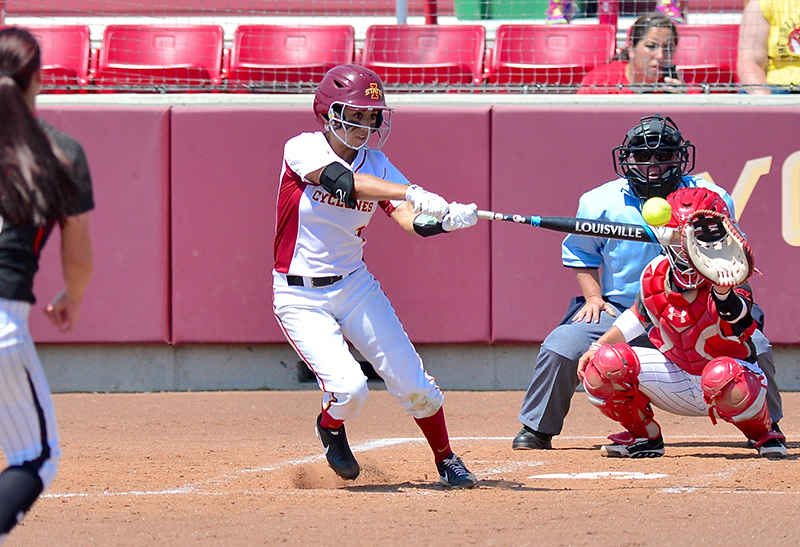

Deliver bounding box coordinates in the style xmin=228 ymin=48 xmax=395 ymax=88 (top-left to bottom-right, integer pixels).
xmin=681 ymin=210 xmax=755 ymax=287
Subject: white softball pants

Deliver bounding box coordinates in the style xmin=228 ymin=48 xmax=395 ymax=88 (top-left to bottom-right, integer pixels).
xmin=632 ymin=347 xmax=765 ymax=417
xmin=0 ymin=299 xmax=60 ymax=489
xmin=273 ymin=266 xmax=444 ymax=421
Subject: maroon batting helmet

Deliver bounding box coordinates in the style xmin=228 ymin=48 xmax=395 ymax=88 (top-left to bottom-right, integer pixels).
xmin=313 ymin=64 xmax=393 ymax=149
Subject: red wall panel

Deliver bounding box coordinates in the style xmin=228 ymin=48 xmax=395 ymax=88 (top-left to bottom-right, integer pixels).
xmin=24 ymin=105 xmax=800 ymax=347
xmin=170 ymin=106 xmax=490 ymax=344
xmin=491 ymin=106 xmax=800 ymax=345
xmin=30 ymin=107 xmax=171 ymax=343
xmin=362 ymin=106 xmax=491 ymax=343
xmin=170 ymin=108 xmax=310 ymax=344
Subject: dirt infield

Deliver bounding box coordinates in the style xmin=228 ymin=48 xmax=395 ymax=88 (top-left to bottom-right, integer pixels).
xmin=12 ymin=389 xmax=800 ymax=546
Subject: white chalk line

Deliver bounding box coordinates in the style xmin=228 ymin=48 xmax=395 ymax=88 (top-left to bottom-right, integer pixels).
xmin=43 ymin=434 xmax=794 ymax=499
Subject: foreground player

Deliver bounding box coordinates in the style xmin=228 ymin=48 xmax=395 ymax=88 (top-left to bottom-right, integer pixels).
xmin=0 ymin=27 xmax=94 ymax=543
xmin=273 ymin=64 xmax=478 ymax=488
xmin=577 ymin=188 xmax=786 ymax=459
xmin=512 ymin=115 xmax=784 ymax=452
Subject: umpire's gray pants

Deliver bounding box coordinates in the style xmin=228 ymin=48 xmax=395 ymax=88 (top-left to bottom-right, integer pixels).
xmin=517 ymin=304 xmax=783 ymax=437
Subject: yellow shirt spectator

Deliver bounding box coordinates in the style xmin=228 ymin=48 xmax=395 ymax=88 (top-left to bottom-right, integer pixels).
xmin=738 ymin=0 xmax=800 ymax=92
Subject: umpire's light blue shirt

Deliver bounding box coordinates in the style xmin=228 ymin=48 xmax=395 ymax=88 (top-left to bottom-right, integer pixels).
xmin=562 ymin=175 xmax=736 ymax=309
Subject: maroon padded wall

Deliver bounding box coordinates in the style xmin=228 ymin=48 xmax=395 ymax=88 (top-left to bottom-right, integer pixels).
xmin=170 ymin=107 xmax=314 ymax=344
xmin=170 ymin=106 xmax=490 ymax=344
xmin=362 ymin=106 xmax=491 ymax=343
xmin=490 ymin=106 xmax=800 ymax=345
xmin=26 ymin=105 xmax=800 ymax=347
xmin=29 ymin=107 xmax=171 ymax=343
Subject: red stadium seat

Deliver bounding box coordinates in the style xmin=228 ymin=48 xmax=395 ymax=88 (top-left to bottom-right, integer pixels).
xmin=362 ymin=24 xmax=486 ymax=85
xmin=225 ymin=25 xmax=355 ymax=89
xmin=94 ymin=25 xmax=224 ymax=90
xmin=16 ymin=25 xmax=92 ymax=92
xmin=673 ymin=24 xmax=740 ymax=88
xmin=486 ymin=24 xmax=617 ymax=87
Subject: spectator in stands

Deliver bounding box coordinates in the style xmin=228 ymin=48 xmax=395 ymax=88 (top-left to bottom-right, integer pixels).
xmin=0 ymin=27 xmax=94 ymax=544
xmin=737 ymin=0 xmax=800 ymax=93
xmin=546 ymin=0 xmax=683 ymax=24
xmin=578 ymin=13 xmax=696 ymax=94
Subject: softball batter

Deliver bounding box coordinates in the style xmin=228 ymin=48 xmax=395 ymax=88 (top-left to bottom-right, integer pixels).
xmin=0 ymin=27 xmax=94 ymax=544
xmin=273 ymin=64 xmax=478 ymax=488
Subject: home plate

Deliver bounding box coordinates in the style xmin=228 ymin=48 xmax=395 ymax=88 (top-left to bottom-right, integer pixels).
xmin=529 ymin=471 xmax=668 ymax=480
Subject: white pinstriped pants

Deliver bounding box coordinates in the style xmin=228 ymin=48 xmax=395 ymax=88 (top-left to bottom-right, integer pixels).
xmin=0 ymin=298 xmax=60 ymax=489
xmin=632 ymin=347 xmax=765 ymax=417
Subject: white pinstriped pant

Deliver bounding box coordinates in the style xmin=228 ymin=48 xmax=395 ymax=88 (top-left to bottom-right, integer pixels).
xmin=0 ymin=298 xmax=60 ymax=489
xmin=632 ymin=347 xmax=765 ymax=418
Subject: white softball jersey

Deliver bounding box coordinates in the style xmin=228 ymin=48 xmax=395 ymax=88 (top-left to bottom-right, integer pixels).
xmin=274 ymin=131 xmax=408 ymax=277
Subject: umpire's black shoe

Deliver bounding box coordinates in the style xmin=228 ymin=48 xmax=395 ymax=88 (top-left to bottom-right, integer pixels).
xmin=315 ymin=413 xmax=360 ymax=480
xmin=512 ymin=426 xmax=553 ymax=450
xmin=436 ymin=453 xmax=478 ymax=489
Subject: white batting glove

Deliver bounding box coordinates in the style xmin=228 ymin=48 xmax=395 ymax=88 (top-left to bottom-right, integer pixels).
xmin=405 ymin=184 xmax=450 ymax=221
xmin=442 ymin=202 xmax=478 ymax=232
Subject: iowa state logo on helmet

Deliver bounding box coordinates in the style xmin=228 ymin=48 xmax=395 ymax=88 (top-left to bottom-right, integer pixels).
xmin=365 ymin=82 xmax=383 ymax=100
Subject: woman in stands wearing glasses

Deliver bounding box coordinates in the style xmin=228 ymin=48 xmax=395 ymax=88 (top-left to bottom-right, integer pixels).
xmin=0 ymin=27 xmax=94 ymax=544
xmin=579 ymin=13 xmax=697 ymax=94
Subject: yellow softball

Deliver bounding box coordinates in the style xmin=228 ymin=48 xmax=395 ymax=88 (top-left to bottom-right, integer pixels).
xmin=641 ymin=197 xmax=672 ymax=227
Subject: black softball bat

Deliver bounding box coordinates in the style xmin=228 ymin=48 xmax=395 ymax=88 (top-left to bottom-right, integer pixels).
xmin=476 ymin=210 xmax=674 ymax=244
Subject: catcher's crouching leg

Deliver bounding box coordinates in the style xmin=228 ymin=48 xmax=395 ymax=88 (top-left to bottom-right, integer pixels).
xmin=701 ymin=357 xmax=787 ymax=458
xmin=583 ymin=344 xmax=663 ymax=456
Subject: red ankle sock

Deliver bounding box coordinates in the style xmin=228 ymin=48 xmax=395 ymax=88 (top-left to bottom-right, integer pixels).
xmin=414 ymin=407 xmax=452 ymax=463
xmin=319 ymin=409 xmax=344 ymax=430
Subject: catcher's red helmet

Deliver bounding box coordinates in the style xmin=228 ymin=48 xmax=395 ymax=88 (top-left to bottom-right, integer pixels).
xmin=665 ymin=187 xmax=732 ymax=289
xmin=666 ymin=187 xmax=730 ymax=229
xmin=313 ymin=64 xmax=393 ymax=149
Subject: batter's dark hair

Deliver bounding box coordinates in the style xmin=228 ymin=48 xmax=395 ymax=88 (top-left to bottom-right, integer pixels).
xmin=0 ymin=26 xmax=79 ymax=226
xmin=613 ymin=13 xmax=679 ymax=62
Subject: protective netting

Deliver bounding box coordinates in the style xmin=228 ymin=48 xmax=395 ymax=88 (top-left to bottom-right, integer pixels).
xmin=0 ymin=0 xmax=780 ymax=94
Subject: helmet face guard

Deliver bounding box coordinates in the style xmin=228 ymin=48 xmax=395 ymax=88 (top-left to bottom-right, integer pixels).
xmin=663 ymin=187 xmax=731 ymax=289
xmin=313 ymin=64 xmax=393 ymax=150
xmin=613 ymin=115 xmax=695 ymax=201
xmin=326 ymin=101 xmax=393 ymax=151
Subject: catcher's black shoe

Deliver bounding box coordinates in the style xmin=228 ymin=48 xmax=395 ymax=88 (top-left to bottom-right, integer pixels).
xmin=748 ymin=422 xmax=785 ymax=450
xmin=512 ymin=426 xmax=553 ymax=450
xmin=601 ymin=435 xmax=665 ymax=458
xmin=315 ymin=413 xmax=360 ymax=480
xmin=437 ymin=453 xmax=477 ymax=489
xmin=757 ymin=438 xmax=788 ymax=459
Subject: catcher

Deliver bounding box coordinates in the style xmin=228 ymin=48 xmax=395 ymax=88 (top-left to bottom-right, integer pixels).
xmin=577 ymin=187 xmax=787 ymax=459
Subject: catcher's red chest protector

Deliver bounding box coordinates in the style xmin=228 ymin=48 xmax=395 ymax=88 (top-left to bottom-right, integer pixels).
xmin=640 ymin=258 xmax=755 ymax=375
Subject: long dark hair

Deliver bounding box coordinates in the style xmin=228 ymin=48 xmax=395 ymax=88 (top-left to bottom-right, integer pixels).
xmin=0 ymin=26 xmax=78 ymax=226
xmin=615 ymin=13 xmax=679 ymax=62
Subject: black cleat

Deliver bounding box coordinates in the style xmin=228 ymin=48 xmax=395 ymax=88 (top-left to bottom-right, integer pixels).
xmin=437 ymin=453 xmax=478 ymax=489
xmin=758 ymin=438 xmax=788 ymax=459
xmin=601 ymin=435 xmax=665 ymax=458
xmin=748 ymin=422 xmax=785 ymax=450
xmin=512 ymin=426 xmax=553 ymax=450
xmin=315 ymin=413 xmax=360 ymax=480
